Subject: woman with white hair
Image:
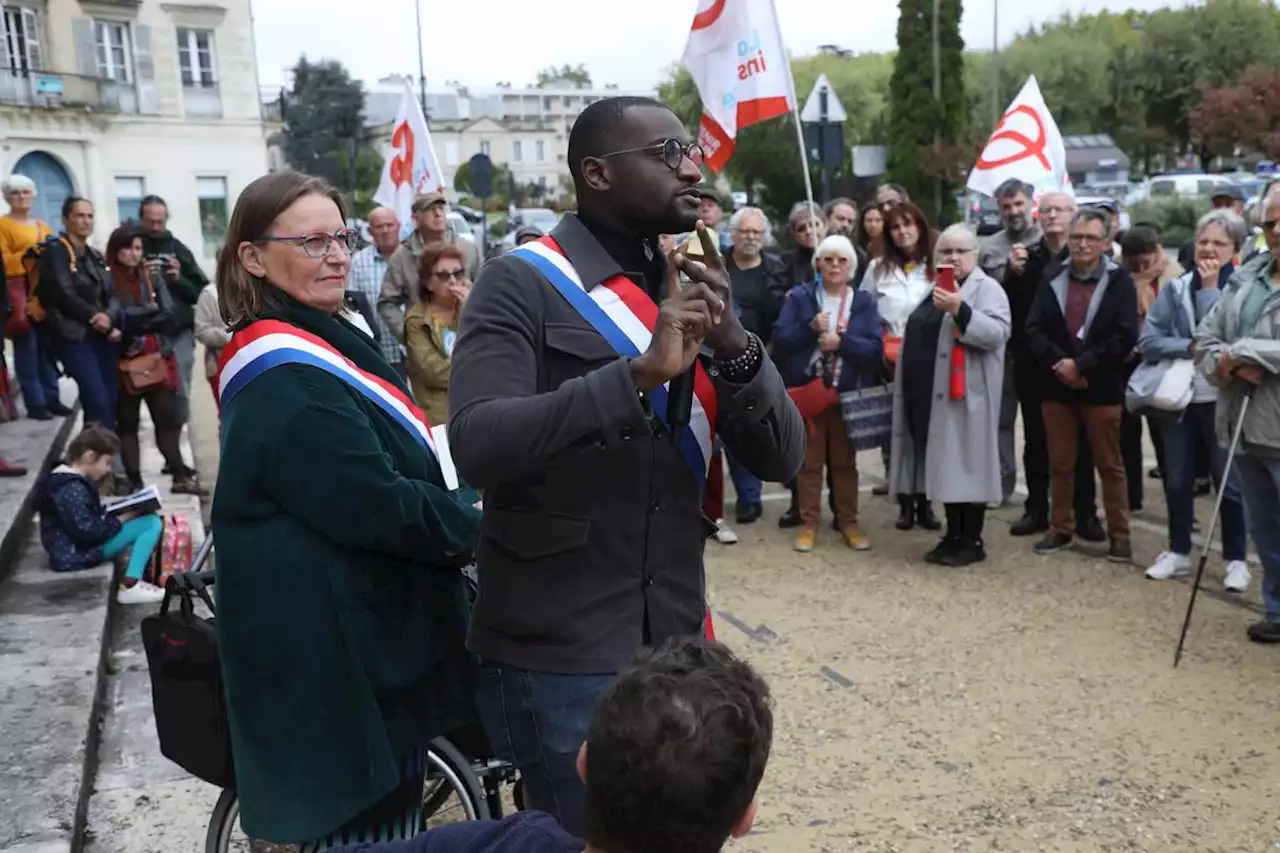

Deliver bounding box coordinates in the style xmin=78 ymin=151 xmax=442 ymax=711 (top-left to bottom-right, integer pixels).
xmin=2 ymin=174 xmax=67 ymax=422
xmin=890 ymin=224 xmax=1011 ymax=567
xmin=773 ymin=234 xmax=882 ymax=552
xmin=1138 ymin=209 xmax=1250 ymax=591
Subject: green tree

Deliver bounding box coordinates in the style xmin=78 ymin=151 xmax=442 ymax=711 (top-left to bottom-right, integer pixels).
xmin=536 ymin=63 xmax=591 ymax=88
xmin=886 ymin=0 xmax=967 ymax=223
xmin=281 ymin=57 xmax=366 ymax=194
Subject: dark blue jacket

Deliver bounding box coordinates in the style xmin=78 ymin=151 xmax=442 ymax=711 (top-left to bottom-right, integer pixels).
xmin=333 ymin=812 xmax=583 ymax=853
xmin=772 ymin=279 xmax=883 ymax=392
xmin=35 ymin=465 xmax=122 ymax=572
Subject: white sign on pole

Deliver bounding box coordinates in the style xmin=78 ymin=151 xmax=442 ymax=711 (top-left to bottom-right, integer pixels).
xmin=799 ymin=73 xmax=847 ymax=123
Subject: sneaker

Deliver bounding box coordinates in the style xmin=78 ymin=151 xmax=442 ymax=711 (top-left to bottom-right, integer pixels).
xmin=1246 ymin=617 xmax=1280 ymax=644
xmin=925 ymin=535 xmax=959 ymax=564
xmin=1034 ymin=532 xmax=1073 ymax=554
xmin=713 ymin=520 xmax=738 ymax=545
xmin=117 ymin=581 xmax=166 ymax=605
xmin=1010 ymin=513 xmax=1049 ymax=537
xmin=941 ymin=542 xmax=987 ymax=568
xmin=1108 ymin=538 xmax=1133 ymax=563
xmin=841 ymin=526 xmax=871 ymax=551
xmin=1145 ymin=551 xmax=1191 ymax=581
xmin=793 ymin=528 xmax=817 ymax=553
xmin=1224 ymin=560 xmax=1251 ymax=593
xmin=1076 ymin=516 xmax=1107 ymax=543
xmin=778 ymin=505 xmax=801 ymax=529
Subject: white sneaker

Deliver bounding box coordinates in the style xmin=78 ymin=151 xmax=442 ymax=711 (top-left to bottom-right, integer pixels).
xmin=117 ymin=581 xmax=166 ymax=605
xmin=1224 ymin=560 xmax=1251 ymax=593
xmin=1145 ymin=551 xmax=1191 ymax=580
xmin=713 ymin=520 xmax=739 ymax=545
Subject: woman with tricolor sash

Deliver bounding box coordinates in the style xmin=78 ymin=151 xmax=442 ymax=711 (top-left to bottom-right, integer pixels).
xmin=210 ymin=170 xmax=482 ymax=848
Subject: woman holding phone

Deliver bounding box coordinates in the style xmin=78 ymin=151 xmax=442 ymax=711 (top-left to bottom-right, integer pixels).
xmin=889 ymin=225 xmax=1011 ymax=567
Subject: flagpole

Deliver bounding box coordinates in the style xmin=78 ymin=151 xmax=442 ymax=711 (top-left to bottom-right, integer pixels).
xmin=770 ymin=0 xmax=821 ymax=248
xmin=414 ymin=0 xmax=428 ymax=117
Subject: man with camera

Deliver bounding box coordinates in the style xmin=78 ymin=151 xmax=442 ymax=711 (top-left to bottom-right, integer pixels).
xmin=138 ymin=195 xmax=206 ymax=454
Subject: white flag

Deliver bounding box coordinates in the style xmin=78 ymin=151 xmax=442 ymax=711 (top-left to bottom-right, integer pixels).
xmin=374 ymin=87 xmax=447 ymax=223
xmin=681 ymin=0 xmax=795 ymax=171
xmin=966 ymin=76 xmax=1071 ymax=198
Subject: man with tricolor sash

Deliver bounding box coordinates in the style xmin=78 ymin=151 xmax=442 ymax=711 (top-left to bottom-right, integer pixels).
xmin=448 ymin=96 xmax=804 ymax=836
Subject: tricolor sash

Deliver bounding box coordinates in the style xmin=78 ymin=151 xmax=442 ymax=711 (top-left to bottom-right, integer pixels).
xmin=510 ymin=237 xmax=718 ymax=490
xmin=216 ymin=319 xmax=459 ymax=490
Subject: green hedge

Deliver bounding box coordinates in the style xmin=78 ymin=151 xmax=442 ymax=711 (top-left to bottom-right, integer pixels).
xmin=1127 ymin=198 xmax=1212 ymax=248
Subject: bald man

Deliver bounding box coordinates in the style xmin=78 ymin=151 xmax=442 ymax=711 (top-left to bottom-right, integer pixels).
xmin=348 ymin=206 xmax=406 ymax=374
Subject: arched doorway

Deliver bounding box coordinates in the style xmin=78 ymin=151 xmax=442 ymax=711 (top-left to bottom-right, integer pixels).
xmin=12 ymin=151 xmax=74 ymax=226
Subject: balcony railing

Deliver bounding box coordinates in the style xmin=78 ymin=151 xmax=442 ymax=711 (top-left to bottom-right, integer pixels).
xmin=0 ymin=69 xmax=132 ymax=113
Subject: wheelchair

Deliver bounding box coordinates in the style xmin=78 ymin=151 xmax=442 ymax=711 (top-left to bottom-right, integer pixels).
xmin=179 ymin=536 xmax=521 ymax=852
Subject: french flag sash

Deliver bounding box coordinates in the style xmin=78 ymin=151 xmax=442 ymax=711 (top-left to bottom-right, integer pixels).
xmin=215 ymin=319 xmax=459 ymax=490
xmin=510 ymin=237 xmax=718 ymax=490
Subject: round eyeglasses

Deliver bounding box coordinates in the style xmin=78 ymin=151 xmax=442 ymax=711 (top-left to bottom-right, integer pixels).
xmin=596 ymin=138 xmax=705 ymax=171
xmin=259 ymin=228 xmax=360 ymax=259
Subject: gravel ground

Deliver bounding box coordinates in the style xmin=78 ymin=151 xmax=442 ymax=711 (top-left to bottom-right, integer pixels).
xmin=707 ymin=463 xmax=1280 ymax=853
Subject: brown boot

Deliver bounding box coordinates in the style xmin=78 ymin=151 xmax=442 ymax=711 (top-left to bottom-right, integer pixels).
xmin=0 ymin=456 xmax=28 ymax=477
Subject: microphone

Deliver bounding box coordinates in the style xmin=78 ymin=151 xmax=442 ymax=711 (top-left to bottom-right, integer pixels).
xmin=666 ymin=230 xmax=707 ymax=444
xmin=667 ymin=368 xmax=695 ymax=444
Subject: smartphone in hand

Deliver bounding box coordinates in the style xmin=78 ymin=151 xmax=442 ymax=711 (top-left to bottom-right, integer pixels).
xmin=936 ymin=264 xmax=956 ymax=293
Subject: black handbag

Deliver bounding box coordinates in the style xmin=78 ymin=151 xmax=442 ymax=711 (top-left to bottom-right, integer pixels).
xmin=140 ymin=570 xmax=235 ymax=787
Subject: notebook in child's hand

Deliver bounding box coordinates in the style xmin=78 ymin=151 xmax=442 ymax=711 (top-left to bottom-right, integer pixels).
xmin=103 ymin=484 xmax=162 ymax=516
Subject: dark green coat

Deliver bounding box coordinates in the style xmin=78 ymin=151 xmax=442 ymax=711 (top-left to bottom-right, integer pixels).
xmin=211 ymin=294 xmax=482 ymax=843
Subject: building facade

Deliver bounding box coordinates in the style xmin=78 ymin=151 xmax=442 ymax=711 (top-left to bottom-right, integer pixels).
xmin=0 ymin=0 xmax=274 ymax=267
xmin=363 ymin=76 xmax=657 ymax=199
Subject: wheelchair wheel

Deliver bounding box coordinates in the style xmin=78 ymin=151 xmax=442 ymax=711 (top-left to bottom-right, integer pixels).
xmin=422 ymin=736 xmax=490 ymax=825
xmin=205 ymin=787 xmax=295 ymax=852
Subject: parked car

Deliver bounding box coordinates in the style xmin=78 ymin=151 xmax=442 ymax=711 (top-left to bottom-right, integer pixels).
xmin=499 ymin=208 xmax=562 ymax=252
xmin=448 ymin=211 xmax=475 ymax=242
xmin=1145 ymin=173 xmax=1237 ymax=200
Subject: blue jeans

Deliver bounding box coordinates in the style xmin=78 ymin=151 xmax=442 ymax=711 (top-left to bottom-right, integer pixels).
xmin=1232 ymin=453 xmax=1280 ymax=617
xmin=102 ymin=515 xmax=163 ymax=582
xmin=57 ymin=336 xmax=118 ymax=430
xmin=1159 ymin=403 xmax=1247 ymax=560
xmin=11 ymin=328 xmax=60 ymax=411
xmin=475 ymin=664 xmax=615 ymax=837
xmin=726 ymin=450 xmax=762 ymax=508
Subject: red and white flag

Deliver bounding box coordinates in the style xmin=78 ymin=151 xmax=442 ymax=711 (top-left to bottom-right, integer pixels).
xmin=681 ymin=0 xmax=795 ymax=171
xmin=966 ymin=76 xmax=1071 ymax=199
xmin=374 ymin=86 xmax=447 ymax=224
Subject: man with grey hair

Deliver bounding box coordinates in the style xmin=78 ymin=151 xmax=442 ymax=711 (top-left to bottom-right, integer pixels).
xmin=979 ymin=179 xmax=1042 ymax=506
xmin=726 ymin=206 xmax=790 ymax=523
xmin=1026 ymin=207 xmax=1139 ymax=562
xmin=347 ymin=206 xmax=405 ymax=376
xmin=823 ymin=197 xmax=868 ymax=286
xmin=876 ymin=184 xmax=909 ymax=209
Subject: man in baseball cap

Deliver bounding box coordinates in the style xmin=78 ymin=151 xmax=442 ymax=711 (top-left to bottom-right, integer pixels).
xmin=377 ymin=191 xmax=481 ymax=343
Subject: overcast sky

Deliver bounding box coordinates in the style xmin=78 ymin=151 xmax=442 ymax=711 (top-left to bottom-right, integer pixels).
xmin=251 ymin=0 xmax=1190 ymax=91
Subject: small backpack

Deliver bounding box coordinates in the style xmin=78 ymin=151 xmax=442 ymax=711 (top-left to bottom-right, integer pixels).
xmin=12 ymin=233 xmax=74 ymax=332
xmin=145 ymin=514 xmax=195 ymax=589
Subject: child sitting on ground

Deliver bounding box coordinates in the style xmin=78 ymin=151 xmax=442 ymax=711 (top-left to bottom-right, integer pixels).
xmin=36 ymin=425 xmax=166 ymax=605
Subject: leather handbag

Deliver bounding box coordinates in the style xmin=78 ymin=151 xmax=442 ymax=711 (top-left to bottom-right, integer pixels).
xmin=119 ymin=351 xmax=168 ymax=395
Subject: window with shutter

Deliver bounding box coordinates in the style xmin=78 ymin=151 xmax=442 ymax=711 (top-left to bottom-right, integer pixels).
xmin=94 ymin=20 xmax=132 ymax=83
xmin=1 ymin=7 xmax=43 ymax=73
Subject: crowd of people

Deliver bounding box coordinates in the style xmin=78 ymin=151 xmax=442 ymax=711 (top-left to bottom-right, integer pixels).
xmin=11 ymin=91 xmax=1280 ymax=853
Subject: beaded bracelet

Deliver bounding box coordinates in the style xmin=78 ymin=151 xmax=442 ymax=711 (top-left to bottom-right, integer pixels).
xmin=713 ymin=334 xmax=762 ymax=382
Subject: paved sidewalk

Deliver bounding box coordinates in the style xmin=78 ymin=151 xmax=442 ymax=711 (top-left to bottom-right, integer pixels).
xmin=81 ymin=413 xmax=214 ymax=853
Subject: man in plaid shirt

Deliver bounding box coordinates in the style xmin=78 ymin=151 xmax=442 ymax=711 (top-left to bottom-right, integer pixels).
xmin=348 ymin=207 xmax=406 ymax=376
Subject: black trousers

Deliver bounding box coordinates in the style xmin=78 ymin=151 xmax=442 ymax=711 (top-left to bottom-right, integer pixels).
xmin=1014 ymin=360 xmax=1097 ymax=520
xmin=1120 ymin=408 xmax=1148 ymax=511
xmin=944 ymin=503 xmax=986 ymax=544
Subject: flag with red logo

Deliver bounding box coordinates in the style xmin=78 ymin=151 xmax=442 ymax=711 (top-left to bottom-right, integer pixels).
xmin=681 ymin=0 xmax=796 ymax=172
xmin=374 ymin=86 xmax=447 ymax=224
xmin=966 ymin=76 xmax=1071 ymax=198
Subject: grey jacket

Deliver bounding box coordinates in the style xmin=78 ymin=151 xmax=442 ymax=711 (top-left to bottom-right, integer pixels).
xmin=978 ymin=224 xmax=1043 ymax=284
xmin=377 ymin=228 xmax=480 ymax=342
xmin=1194 ymin=252 xmax=1280 ymax=452
xmin=448 ymin=214 xmax=805 ymax=674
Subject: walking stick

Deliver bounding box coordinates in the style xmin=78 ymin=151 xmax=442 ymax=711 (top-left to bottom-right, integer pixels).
xmin=1174 ymin=384 xmax=1256 ymax=667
